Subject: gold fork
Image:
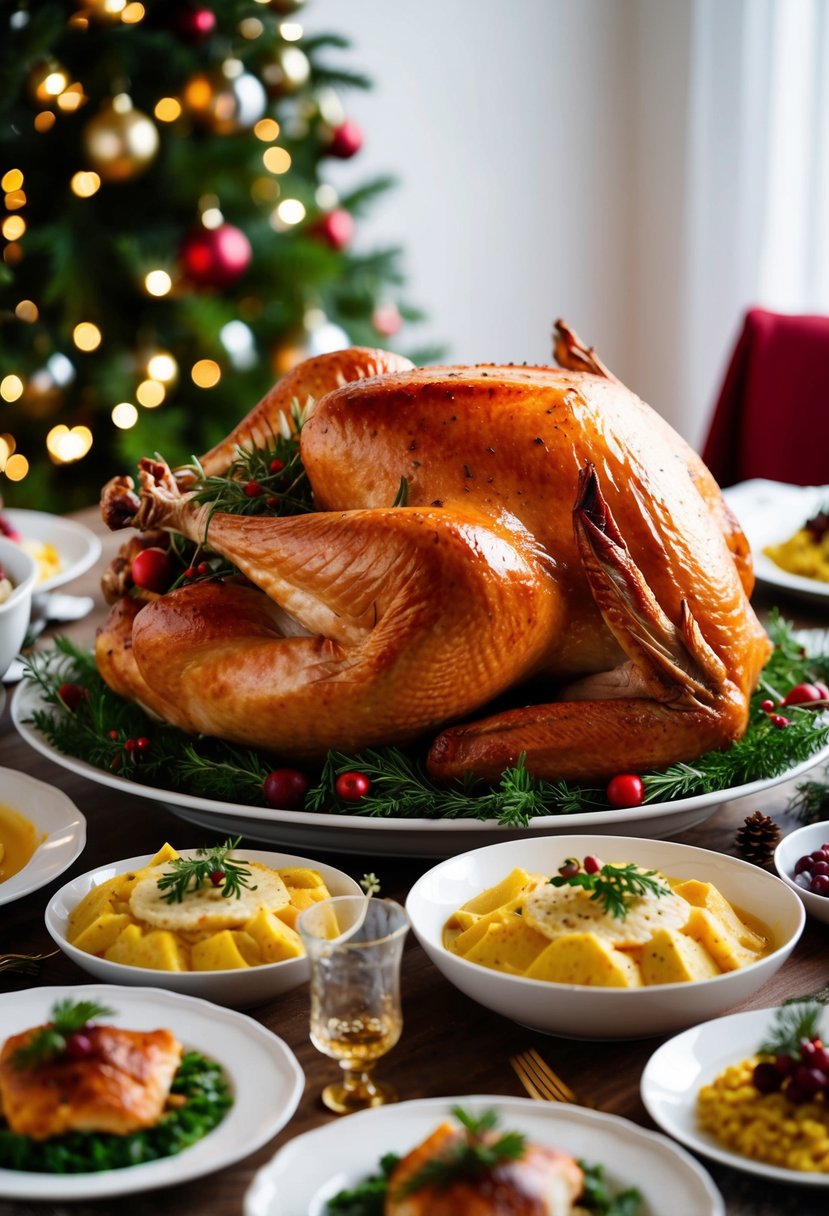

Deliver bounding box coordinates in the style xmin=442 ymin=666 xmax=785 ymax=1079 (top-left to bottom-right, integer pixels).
xmin=0 ymin=950 xmax=59 ymax=976
xmin=510 ymin=1048 xmax=584 ymax=1106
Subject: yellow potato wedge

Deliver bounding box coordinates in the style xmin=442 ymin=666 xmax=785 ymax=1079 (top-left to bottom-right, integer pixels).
xmin=70 ymin=912 xmax=135 ymax=957
xmin=638 ymin=927 xmax=722 ymax=984
xmin=191 ymin=929 xmax=251 ymax=970
xmin=524 ymin=932 xmax=643 ymax=987
xmin=245 ymin=907 xmax=305 ymax=962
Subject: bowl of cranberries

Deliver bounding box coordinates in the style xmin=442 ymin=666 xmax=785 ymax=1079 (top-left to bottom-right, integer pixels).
xmin=774 ymin=821 xmax=829 ymax=925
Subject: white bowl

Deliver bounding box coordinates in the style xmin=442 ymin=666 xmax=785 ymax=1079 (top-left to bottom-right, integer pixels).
xmin=3 ymin=507 xmax=101 ymax=595
xmin=406 ymin=834 xmax=805 ymax=1039
xmin=774 ymin=820 xmax=829 ymax=925
xmin=0 ymin=536 xmax=36 ymax=678
xmin=0 ymin=768 xmax=86 ymax=906
xmin=46 ymin=847 xmax=364 ymax=1007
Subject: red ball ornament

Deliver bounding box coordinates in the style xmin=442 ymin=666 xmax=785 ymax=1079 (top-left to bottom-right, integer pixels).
xmin=372 ymin=303 xmax=402 ymax=338
xmin=335 ymin=770 xmax=371 ymax=801
xmin=312 ymin=209 xmax=355 ymax=252
xmin=606 ymin=773 xmax=645 ymax=808
xmin=180 ymin=223 xmax=252 ymax=288
xmin=264 ymin=768 xmax=309 ymax=810
xmin=326 ymin=119 xmax=363 ymax=159
xmin=131 ymin=547 xmax=175 ymax=593
xmin=168 ymin=3 xmax=216 ymax=43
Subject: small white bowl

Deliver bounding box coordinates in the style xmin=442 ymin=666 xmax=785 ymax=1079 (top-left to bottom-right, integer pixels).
xmin=774 ymin=820 xmax=829 ymax=925
xmin=0 ymin=536 xmax=36 ymax=678
xmin=46 ymin=847 xmax=364 ymax=1007
xmin=406 ymin=834 xmax=805 ymax=1040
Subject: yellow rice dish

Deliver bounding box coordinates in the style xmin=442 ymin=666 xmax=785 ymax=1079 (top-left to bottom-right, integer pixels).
xmin=698 ymin=1057 xmax=829 ymax=1173
xmin=764 ymin=505 xmax=829 ymax=582
xmin=67 ymin=843 xmax=333 ymax=971
xmin=442 ymin=866 xmax=772 ymax=987
xmin=20 ymin=538 xmax=62 ymax=583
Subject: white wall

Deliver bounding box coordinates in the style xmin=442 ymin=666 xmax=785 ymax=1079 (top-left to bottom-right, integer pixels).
xmin=311 ymin=0 xmax=638 ymax=377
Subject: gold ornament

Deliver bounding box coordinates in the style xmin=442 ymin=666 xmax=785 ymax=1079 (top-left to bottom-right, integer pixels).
xmin=182 ymin=64 xmax=267 ymax=134
xmin=261 ymin=44 xmax=310 ymax=98
xmin=82 ymin=95 xmax=159 ymax=182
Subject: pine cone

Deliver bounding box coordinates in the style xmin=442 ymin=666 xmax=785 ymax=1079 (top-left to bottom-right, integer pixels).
xmin=735 ymin=811 xmax=781 ymax=867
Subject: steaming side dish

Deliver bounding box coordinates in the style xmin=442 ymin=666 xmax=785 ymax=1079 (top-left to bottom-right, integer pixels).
xmin=443 ymin=860 xmax=771 ymax=987
xmin=67 ymin=841 xmax=333 ymax=971
xmin=0 ymin=804 xmax=43 ymax=884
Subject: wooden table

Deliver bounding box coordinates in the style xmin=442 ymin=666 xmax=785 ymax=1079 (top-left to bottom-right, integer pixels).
xmin=2 ymin=509 xmax=829 ymax=1216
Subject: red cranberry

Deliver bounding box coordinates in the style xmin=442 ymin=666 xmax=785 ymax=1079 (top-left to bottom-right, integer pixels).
xmin=811 ymin=875 xmax=829 ymax=895
xmin=792 ymin=1064 xmax=827 ymax=1095
xmin=263 ymin=768 xmax=309 ymax=810
xmin=605 ymin=774 xmax=645 ymax=808
xmin=335 ymin=771 xmax=371 ymax=801
xmin=759 ymin=699 xmax=776 ymax=713
xmin=64 ymin=1032 xmax=93 ymax=1058
xmin=244 ymin=481 xmax=263 ymax=498
xmin=209 ymin=869 xmax=225 ymax=886
xmin=771 ymin=714 xmax=789 ymax=728
xmin=57 ymin=683 xmax=88 ymax=711
xmin=794 ymin=855 xmax=813 ymax=875
xmin=753 ymin=1061 xmax=783 ymax=1093
xmin=583 ymin=855 xmax=603 ymax=875
xmin=774 ymin=1053 xmax=796 ymax=1076
xmin=783 ymin=682 xmax=826 ymax=706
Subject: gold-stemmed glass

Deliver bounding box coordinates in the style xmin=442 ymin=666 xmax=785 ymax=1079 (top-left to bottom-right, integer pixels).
xmin=297 ymin=895 xmax=409 ymax=1114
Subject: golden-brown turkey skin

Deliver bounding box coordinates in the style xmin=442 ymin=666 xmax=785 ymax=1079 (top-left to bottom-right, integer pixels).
xmin=99 ymin=506 xmax=559 ymax=755
xmin=300 ymin=364 xmax=769 ymax=778
xmin=0 ymin=1025 xmax=182 ymax=1140
xmin=385 ymin=1121 xmax=584 ymax=1216
xmin=198 ymin=346 xmax=413 ymax=478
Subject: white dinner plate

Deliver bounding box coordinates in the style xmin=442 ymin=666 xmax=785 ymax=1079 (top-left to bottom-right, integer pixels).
xmin=0 ymin=984 xmax=304 ymax=1200
xmin=12 ymin=677 xmax=829 ymax=857
xmin=3 ymin=507 xmax=101 ymax=595
xmin=243 ymin=1094 xmax=724 ymax=1216
xmin=0 ymin=767 xmax=86 ymax=905
xmin=723 ymin=480 xmax=829 ymax=603
xmin=642 ymin=1004 xmax=829 ymax=1185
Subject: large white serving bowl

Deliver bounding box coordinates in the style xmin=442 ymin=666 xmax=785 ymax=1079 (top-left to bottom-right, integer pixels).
xmin=45 ymin=847 xmax=363 ymax=1007
xmin=0 ymin=536 xmax=36 ymax=678
xmin=406 ymin=834 xmax=805 ymax=1040
xmin=774 ymin=820 xmax=829 ymax=926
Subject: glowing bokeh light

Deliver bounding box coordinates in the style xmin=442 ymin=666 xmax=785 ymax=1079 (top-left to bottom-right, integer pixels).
xmin=112 ymin=402 xmax=138 ymax=428
xmin=145 ymin=269 xmax=172 ymax=296
xmin=191 ymin=359 xmax=221 ymax=388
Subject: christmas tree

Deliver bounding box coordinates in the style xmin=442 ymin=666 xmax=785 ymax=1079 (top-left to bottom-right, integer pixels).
xmin=0 ymin=0 xmax=427 ymax=512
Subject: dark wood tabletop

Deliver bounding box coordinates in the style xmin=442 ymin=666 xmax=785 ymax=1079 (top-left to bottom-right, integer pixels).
xmin=1 ymin=508 xmax=829 ymax=1216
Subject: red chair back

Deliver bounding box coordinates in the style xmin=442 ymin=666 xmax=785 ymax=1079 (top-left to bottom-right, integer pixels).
xmin=702 ymin=307 xmax=829 ymax=487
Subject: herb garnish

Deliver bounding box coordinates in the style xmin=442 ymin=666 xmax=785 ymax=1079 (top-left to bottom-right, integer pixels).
xmin=156 ymin=837 xmax=257 ymax=903
xmin=13 ymin=1000 xmax=114 ymax=1070
xmin=395 ymin=1107 xmax=526 ymax=1197
xmin=757 ymin=1002 xmax=823 ymax=1059
xmin=549 ymin=860 xmax=670 ymax=920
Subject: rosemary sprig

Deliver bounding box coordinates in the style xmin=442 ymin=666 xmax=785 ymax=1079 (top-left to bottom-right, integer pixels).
xmin=549 ymin=861 xmax=670 ymax=920
xmin=13 ymin=999 xmax=114 ymax=1070
xmin=156 ymin=837 xmax=257 ymax=903
xmin=757 ymin=1002 xmax=823 ymax=1059
xmin=788 ymin=779 xmax=829 ymax=825
xmin=395 ymin=1107 xmax=526 ymax=1198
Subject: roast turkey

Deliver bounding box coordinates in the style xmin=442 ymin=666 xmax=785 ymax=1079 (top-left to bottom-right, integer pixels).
xmin=97 ymin=323 xmax=770 ymax=782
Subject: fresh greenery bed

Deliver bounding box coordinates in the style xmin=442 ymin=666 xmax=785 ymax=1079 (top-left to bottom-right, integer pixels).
xmin=0 ymin=1051 xmax=231 ymax=1175
xmin=20 ymin=613 xmax=829 ymax=826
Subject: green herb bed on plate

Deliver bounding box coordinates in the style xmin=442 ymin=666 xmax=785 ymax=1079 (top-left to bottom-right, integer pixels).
xmin=0 ymin=1052 xmax=231 ymax=1175
xmin=21 ymin=613 xmax=829 ymax=826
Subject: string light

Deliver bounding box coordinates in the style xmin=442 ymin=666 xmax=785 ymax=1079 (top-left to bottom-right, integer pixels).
xmin=57 ymin=83 xmax=87 ymax=112
xmin=4 ymin=454 xmax=29 ymax=481
xmin=191 ymin=359 xmax=221 ymax=388
xmin=144 ymin=269 xmax=172 ymax=296
xmin=254 ymin=118 xmax=280 ymax=142
xmin=201 ymin=207 xmax=223 ymax=229
xmin=46 ymin=425 xmax=93 ymax=464
xmin=272 ymin=199 xmax=305 ymax=230
xmin=3 ymin=244 xmax=23 ymax=265
xmin=2 ymin=216 xmax=26 ymax=241
xmin=251 ymin=176 xmax=279 ymax=204
xmin=71 ymin=171 xmax=101 ymax=198
xmin=279 ymin=22 xmax=303 ymax=40
xmin=146 ymin=353 xmax=177 ymax=382
xmin=0 ymin=436 xmax=10 ymax=468
xmin=112 ymin=402 xmax=138 ymax=428
xmin=263 ymin=147 xmax=291 ymax=174
xmin=15 ymin=300 xmax=38 ymax=323
xmin=121 ymin=2 xmax=145 ymax=22
xmin=315 ymin=184 xmax=338 ymax=209
xmin=136 ymin=379 xmax=165 ymax=408
xmin=239 ymin=17 xmax=264 ymax=39
xmin=0 ymin=375 xmax=23 ymax=402
xmin=72 ymin=322 xmax=102 ymax=352
xmin=5 ymin=190 xmax=26 ymax=209
xmin=1 ymin=170 xmax=23 ymax=192
xmin=34 ymin=112 xmax=56 ymax=133
xmin=154 ymin=97 xmax=182 ymax=123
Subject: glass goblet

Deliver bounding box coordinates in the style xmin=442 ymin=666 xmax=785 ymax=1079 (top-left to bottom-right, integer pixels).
xmin=297 ymin=895 xmax=409 ymax=1114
